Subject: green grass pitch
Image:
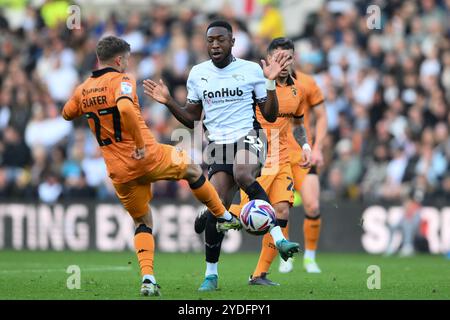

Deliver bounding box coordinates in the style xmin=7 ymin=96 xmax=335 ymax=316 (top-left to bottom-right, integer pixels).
xmin=0 ymin=251 xmax=449 ymax=300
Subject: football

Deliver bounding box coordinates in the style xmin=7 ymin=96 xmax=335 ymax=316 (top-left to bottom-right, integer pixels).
xmin=240 ymin=200 xmax=277 ymax=235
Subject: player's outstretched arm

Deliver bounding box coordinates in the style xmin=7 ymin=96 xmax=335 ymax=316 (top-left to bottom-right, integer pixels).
xmin=143 ymin=79 xmax=202 ymax=129
xmin=258 ymin=51 xmax=292 ymax=122
xmin=293 ymin=118 xmax=311 ymax=169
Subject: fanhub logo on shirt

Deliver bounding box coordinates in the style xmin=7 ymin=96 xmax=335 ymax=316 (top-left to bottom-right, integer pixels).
xmin=203 ymin=87 xmax=243 ymax=99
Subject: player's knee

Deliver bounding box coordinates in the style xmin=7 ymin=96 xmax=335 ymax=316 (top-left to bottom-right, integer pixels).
xmin=278 ymin=206 xmax=290 ymax=220
xmin=304 ymin=200 xmax=320 ymax=216
xmin=274 ymin=204 xmax=289 ymax=220
xmin=185 ymin=163 xmax=203 ymax=182
xmin=133 ymin=210 xmax=153 ymax=228
xmin=234 ymin=169 xmax=254 ymax=189
xmin=134 ymin=223 xmax=153 ymax=235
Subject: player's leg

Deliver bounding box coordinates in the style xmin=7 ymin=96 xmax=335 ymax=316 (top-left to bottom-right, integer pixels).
xmin=149 ymin=144 xmax=238 ymax=225
xmin=228 ymin=173 xmax=279 ymax=285
xmin=385 ymin=217 xmax=402 ymax=256
xmin=233 ymin=148 xmax=270 ymax=202
xmin=113 ymin=180 xmax=160 ymax=296
xmin=145 ymin=143 xmax=238 ymax=292
xmin=399 ymin=199 xmax=421 ymax=257
xmin=199 ymin=171 xmax=237 ymax=291
xmin=195 ymin=181 xmax=239 ymax=234
xmin=233 ymin=140 xmax=299 ymax=261
xmin=279 ymin=161 xmax=308 ymax=273
xmin=182 ymin=162 xmax=238 ymax=226
xmin=249 ymin=201 xmax=290 ymax=286
xmin=300 ymin=167 xmax=322 ymax=273
xmin=191 ymin=140 xmax=239 ymax=291
xmin=194 ymin=140 xmax=242 ymax=234
xmin=249 ymin=164 xmax=294 ymax=284
xmin=132 ymin=210 xmax=161 ymax=296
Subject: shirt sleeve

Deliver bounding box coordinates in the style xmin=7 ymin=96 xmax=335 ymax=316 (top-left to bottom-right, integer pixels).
xmin=113 ymin=73 xmax=136 ymax=103
xmin=253 ymin=64 xmax=267 ymax=104
xmin=62 ymin=86 xmax=82 ymax=120
xmin=186 ymin=69 xmax=202 ymax=104
xmin=294 ymin=94 xmax=305 ymax=118
xmin=117 ymin=98 xmax=145 ymax=148
xmin=307 ymin=78 xmax=324 ymax=107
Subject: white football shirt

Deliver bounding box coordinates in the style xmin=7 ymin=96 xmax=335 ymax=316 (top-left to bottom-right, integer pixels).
xmin=187 ymin=57 xmax=267 ymax=144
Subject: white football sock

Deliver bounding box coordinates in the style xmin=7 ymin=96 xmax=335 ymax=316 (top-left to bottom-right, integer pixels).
xmin=220 ymin=210 xmax=232 ymax=220
xmin=304 ymin=250 xmax=316 ymax=260
xmin=143 ymin=274 xmax=156 ymax=284
xmin=270 ymin=226 xmax=285 ymax=244
xmin=205 ymin=262 xmax=218 ymax=276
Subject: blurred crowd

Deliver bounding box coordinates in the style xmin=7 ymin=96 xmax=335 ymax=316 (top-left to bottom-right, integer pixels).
xmin=0 ymin=0 xmax=449 ymax=205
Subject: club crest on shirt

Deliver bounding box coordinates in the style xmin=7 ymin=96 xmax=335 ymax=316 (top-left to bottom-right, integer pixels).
xmin=121 ymin=82 xmax=132 ymax=95
xmin=291 ymin=86 xmax=297 ymax=96
xmin=232 ymin=74 xmax=245 ymax=81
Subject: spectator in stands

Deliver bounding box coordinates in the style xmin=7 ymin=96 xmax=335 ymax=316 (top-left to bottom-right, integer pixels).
xmin=38 ymin=171 xmax=62 ymax=203
xmin=328 ymin=138 xmax=363 ymax=199
xmin=380 ymin=141 xmax=409 ymax=201
xmin=63 ymin=171 xmax=96 ymax=200
xmin=24 ymin=103 xmax=72 ymax=149
xmin=0 ymin=167 xmax=11 ymax=199
xmin=361 ymin=143 xmax=389 ymax=202
xmin=0 ymin=126 xmax=31 ymax=172
xmin=257 ymin=0 xmax=285 ymax=39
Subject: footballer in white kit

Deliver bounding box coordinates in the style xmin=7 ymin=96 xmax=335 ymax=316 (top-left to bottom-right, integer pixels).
xmin=187 ymin=56 xmax=269 ymax=177
xmin=187 ymin=57 xmax=267 ymax=144
xmin=143 ymin=20 xmax=300 ymax=292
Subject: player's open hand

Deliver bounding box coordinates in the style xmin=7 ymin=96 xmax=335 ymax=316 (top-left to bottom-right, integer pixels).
xmin=143 ymin=79 xmax=170 ymax=104
xmin=311 ymin=146 xmax=324 ymax=168
xmin=300 ymin=147 xmax=312 ymax=169
xmin=261 ymin=51 xmax=293 ymax=80
xmin=131 ymin=146 xmax=146 ymax=160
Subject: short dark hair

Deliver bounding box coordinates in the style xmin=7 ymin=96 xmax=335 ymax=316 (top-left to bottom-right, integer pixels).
xmin=267 ymin=37 xmax=295 ymax=53
xmin=96 ymin=36 xmax=130 ymax=62
xmin=206 ymin=20 xmax=233 ymax=34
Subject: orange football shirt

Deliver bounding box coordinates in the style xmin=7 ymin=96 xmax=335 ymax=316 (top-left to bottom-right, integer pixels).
xmin=255 ymin=74 xmax=305 ymax=166
xmin=62 ymin=68 xmax=161 ymax=184
xmin=286 ymin=71 xmax=324 ymax=152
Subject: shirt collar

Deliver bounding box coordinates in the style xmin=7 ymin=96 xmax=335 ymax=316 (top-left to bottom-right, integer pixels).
xmin=92 ymin=67 xmax=121 ymax=78
xmin=276 ymin=73 xmax=295 ymax=87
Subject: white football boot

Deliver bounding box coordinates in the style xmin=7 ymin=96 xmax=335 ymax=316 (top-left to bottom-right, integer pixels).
xmin=303 ymin=258 xmax=322 ymax=273
xmin=140 ymin=279 xmax=161 ymax=296
xmin=278 ymin=257 xmax=294 ymax=273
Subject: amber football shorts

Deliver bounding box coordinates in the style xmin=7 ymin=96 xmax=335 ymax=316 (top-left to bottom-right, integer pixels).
xmin=229 ymin=163 xmax=295 ymax=216
xmin=289 ymin=149 xmax=318 ymax=192
xmin=113 ymin=144 xmax=190 ymax=218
